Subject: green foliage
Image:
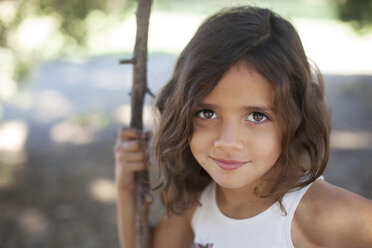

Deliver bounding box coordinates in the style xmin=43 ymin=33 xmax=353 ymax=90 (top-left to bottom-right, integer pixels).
xmin=335 ymin=0 xmax=372 ymax=31
xmin=8 ymin=0 xmax=134 ymax=45
xmin=0 ymin=0 xmax=135 ymax=97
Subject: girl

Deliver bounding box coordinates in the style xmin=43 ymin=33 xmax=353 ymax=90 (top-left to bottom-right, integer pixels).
xmin=114 ymin=6 xmax=372 ymax=248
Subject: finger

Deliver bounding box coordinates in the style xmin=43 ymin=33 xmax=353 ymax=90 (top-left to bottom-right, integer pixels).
xmin=115 ymin=140 xmax=143 ymax=152
xmin=122 ymin=161 xmax=146 ymax=172
xmin=122 ymin=151 xmax=145 ymax=163
xmin=114 ymin=150 xmax=144 ymax=163
xmin=118 ymin=127 xmax=142 ymax=142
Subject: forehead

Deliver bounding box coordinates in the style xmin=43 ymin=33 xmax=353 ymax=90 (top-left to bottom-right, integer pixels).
xmin=201 ymin=62 xmax=275 ymax=108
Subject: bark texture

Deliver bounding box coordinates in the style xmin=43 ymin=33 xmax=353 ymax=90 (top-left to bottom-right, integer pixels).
xmin=130 ymin=0 xmax=153 ymax=247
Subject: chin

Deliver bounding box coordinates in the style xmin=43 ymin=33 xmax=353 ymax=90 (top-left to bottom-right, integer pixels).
xmin=212 ymin=175 xmax=248 ymax=189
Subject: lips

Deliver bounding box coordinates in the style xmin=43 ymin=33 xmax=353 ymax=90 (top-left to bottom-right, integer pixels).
xmin=211 ymin=157 xmax=248 ymax=170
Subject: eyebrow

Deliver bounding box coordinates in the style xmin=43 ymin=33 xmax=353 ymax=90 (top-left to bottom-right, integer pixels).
xmin=197 ymin=103 xmax=275 ymax=113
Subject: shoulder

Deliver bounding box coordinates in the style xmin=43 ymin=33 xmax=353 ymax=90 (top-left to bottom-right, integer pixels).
xmin=292 ymin=179 xmax=372 ymax=247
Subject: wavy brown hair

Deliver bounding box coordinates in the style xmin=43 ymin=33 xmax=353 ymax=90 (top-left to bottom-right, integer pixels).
xmin=152 ymin=6 xmax=330 ymax=214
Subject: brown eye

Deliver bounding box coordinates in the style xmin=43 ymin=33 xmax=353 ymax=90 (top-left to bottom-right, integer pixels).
xmin=247 ymin=112 xmax=268 ymax=123
xmin=198 ymin=109 xmax=217 ymax=119
xmin=253 ymin=112 xmax=264 ymax=121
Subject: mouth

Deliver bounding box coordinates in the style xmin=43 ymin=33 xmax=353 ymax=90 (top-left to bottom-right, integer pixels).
xmin=211 ymin=157 xmax=249 ymax=171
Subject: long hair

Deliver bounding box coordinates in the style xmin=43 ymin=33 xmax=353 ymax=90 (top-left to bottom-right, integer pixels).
xmin=152 ymin=6 xmax=330 ymax=214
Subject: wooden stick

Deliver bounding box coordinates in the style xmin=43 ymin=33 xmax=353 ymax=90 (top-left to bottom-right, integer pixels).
xmin=127 ymin=0 xmax=153 ymax=247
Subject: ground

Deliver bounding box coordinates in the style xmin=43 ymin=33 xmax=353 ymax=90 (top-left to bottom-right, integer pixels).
xmin=0 ymin=54 xmax=371 ymax=247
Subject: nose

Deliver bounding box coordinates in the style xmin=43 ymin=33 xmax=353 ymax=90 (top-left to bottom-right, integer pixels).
xmin=214 ymin=121 xmax=244 ymax=151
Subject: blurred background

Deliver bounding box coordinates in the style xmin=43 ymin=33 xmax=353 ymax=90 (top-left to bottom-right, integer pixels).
xmin=0 ymin=0 xmax=371 ymax=247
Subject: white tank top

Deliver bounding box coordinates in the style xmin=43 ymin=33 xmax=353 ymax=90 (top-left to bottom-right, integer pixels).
xmin=191 ymin=180 xmax=318 ymax=248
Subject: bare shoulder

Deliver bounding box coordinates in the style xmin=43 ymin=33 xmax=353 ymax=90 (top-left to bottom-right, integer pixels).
xmin=152 ymin=205 xmax=197 ymax=248
xmin=293 ymin=179 xmax=372 ymax=248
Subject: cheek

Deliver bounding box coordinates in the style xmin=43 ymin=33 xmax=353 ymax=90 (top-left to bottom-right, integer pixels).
xmin=190 ymin=120 xmax=215 ymax=141
xmin=189 ymin=121 xmax=215 ymax=156
xmin=189 ymin=128 xmax=206 ymax=152
xmin=189 ymin=132 xmax=204 ymax=167
xmin=189 ymin=124 xmax=201 ymax=156
xmin=247 ymin=127 xmax=281 ymax=160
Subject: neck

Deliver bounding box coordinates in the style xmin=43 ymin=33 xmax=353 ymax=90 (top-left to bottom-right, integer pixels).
xmin=216 ymin=182 xmax=276 ymax=219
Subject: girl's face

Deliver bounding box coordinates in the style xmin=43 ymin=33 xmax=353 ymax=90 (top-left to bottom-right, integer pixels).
xmin=189 ymin=63 xmax=281 ymax=190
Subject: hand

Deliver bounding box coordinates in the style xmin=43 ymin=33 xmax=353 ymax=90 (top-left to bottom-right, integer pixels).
xmin=114 ymin=127 xmax=152 ymax=191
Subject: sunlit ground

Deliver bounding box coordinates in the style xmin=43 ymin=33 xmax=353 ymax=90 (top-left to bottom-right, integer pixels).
xmin=89 ymin=178 xmax=117 ymax=203
xmin=331 ymin=131 xmax=372 ymax=149
xmin=0 ymin=120 xmax=28 ymax=187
